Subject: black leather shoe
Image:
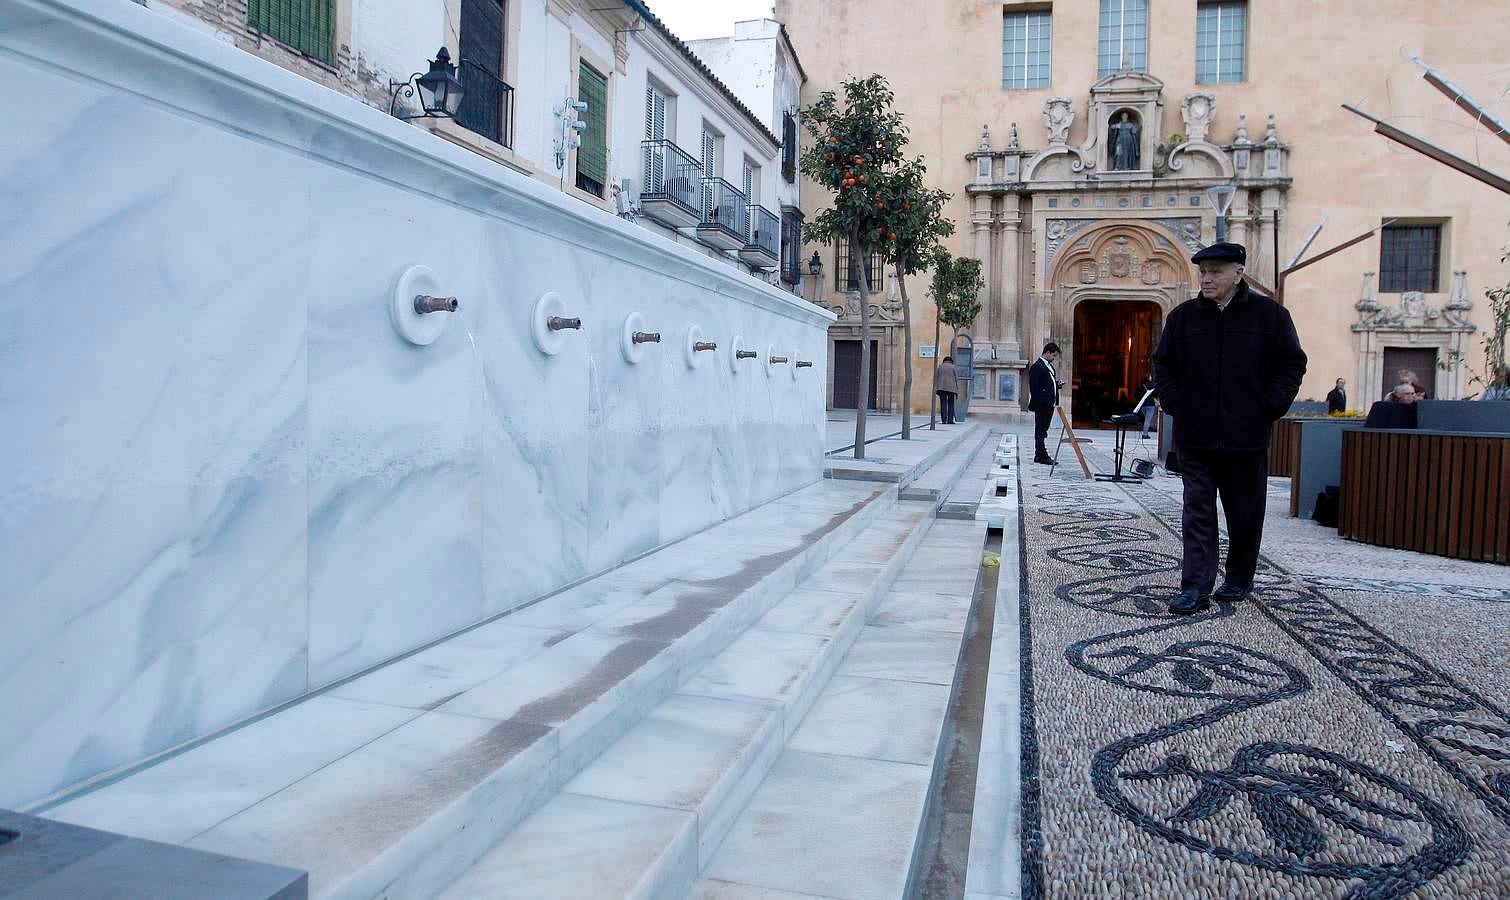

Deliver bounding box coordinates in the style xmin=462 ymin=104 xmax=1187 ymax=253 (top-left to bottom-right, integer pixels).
xmin=1169 ymin=588 xmax=1209 ymax=615
xmin=1214 ymin=583 xmax=1251 ymax=602
xmin=1034 ymin=455 xmax=1054 ymax=465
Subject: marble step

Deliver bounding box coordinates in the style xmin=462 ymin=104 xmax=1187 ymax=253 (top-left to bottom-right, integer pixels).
xmin=695 ymin=520 xmax=986 ymax=900
xmin=41 ymin=478 xmax=898 ymax=900
xmin=899 ymin=426 xmax=996 ymax=506
xmin=938 ymin=432 xmax=1013 ymax=521
xmin=971 ymin=435 xmax=1021 ymax=529
xmin=825 ymin=423 xmax=985 ymax=488
xmin=434 ymin=502 xmax=941 ymax=899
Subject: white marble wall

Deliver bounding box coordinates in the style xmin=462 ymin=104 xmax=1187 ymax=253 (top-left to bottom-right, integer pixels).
xmin=0 ymin=0 xmax=830 ymax=809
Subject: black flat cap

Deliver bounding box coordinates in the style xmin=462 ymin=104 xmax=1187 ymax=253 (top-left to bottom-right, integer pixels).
xmin=1191 ymin=241 xmax=1246 ymax=264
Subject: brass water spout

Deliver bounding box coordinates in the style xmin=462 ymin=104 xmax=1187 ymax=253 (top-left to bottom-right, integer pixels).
xmin=548 ymin=316 xmax=582 ymax=331
xmin=414 ymin=295 xmax=459 ymax=314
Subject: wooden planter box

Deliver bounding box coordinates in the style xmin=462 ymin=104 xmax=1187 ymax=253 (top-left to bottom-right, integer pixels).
xmin=1339 ymin=429 xmax=1510 ymax=563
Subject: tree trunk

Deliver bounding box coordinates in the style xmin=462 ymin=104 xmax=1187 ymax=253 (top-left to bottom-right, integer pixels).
xmin=897 ymin=260 xmax=912 ymax=439
xmin=853 ymin=223 xmax=870 ymax=459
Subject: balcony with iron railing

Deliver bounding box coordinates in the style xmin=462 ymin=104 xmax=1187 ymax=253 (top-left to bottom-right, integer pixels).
xmin=696 ymin=178 xmax=750 ymax=252
xmin=740 ymin=204 xmax=780 ymax=270
xmin=455 ymin=59 xmax=514 ymax=149
xmin=639 ymin=140 xmax=704 ymax=229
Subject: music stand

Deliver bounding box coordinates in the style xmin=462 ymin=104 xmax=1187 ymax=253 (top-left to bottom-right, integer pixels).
xmin=1095 ymin=389 xmax=1154 ymax=483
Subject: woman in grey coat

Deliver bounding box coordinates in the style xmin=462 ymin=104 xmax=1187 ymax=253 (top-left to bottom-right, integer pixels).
xmin=935 ymin=355 xmax=960 ymax=424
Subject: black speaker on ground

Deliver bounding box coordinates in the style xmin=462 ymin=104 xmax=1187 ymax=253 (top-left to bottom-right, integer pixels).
xmin=1313 ymin=485 xmax=1341 ymax=528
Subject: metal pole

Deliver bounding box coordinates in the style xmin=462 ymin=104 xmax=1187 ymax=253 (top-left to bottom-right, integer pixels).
xmin=1215 ymin=216 xmax=1227 ymax=243
xmin=929 ymin=315 xmax=940 ymax=429
xmin=1342 ymin=103 xmax=1510 ymax=195
xmin=1272 ymin=209 xmax=1280 ymax=292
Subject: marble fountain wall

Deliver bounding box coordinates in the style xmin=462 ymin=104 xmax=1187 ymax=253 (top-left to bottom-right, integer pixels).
xmin=0 ymin=0 xmax=832 ymax=809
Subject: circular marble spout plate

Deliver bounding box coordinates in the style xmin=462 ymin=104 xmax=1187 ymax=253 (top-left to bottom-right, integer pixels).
xmin=532 ymin=291 xmax=572 ymax=356
xmin=790 ymin=348 xmax=801 ymax=381
xmin=622 ymin=311 xmax=650 ymax=365
xmin=391 ymin=265 xmax=448 ymax=346
xmin=729 ymin=335 xmax=748 ymax=374
xmin=766 ymin=344 xmax=780 ymax=378
xmin=685 ymin=324 xmax=707 ymax=369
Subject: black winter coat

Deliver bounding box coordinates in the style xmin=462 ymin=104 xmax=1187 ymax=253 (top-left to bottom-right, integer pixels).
xmin=1151 ymin=282 xmax=1307 ymax=452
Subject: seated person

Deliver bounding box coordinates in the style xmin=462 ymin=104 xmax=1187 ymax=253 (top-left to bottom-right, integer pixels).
xmin=1365 ymin=383 xmax=1419 ymax=429
xmin=1392 ymin=368 xmax=1430 ymax=400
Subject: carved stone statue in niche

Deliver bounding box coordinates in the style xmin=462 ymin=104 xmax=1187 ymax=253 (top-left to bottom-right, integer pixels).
xmin=1110 ymin=112 xmax=1140 ymax=170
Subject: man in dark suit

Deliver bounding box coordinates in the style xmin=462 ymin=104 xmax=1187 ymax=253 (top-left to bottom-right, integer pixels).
xmin=1326 ymin=378 xmax=1347 ymax=414
xmin=1152 ymin=242 xmax=1307 ymax=614
xmin=1027 ymin=342 xmax=1063 ymax=464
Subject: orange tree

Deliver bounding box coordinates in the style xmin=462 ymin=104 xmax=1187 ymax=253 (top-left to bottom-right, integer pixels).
xmin=928 ymin=250 xmax=985 ymax=426
xmin=875 ymin=158 xmax=953 ymax=438
xmin=799 ymin=74 xmax=908 ymax=459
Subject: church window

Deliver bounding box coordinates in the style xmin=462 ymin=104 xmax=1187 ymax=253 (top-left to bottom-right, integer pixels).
xmin=1196 ymin=1 xmax=1246 ymax=84
xmin=1003 ymin=8 xmax=1052 ymax=90
xmin=836 ymin=237 xmax=882 ymax=293
xmin=1097 ymin=0 xmax=1147 ymax=77
xmin=1379 ymin=224 xmax=1442 ymax=293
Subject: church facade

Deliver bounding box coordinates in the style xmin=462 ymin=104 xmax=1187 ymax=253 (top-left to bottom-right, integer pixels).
xmin=777 ymin=0 xmax=1508 ymax=419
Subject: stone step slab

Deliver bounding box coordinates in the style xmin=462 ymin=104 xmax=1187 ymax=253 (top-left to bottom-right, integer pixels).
xmin=695 ymin=520 xmax=985 ymax=900
xmin=41 ymin=478 xmax=896 ymax=900
xmin=898 ymin=426 xmax=995 ymax=505
xmin=434 ymin=503 xmax=940 ymax=899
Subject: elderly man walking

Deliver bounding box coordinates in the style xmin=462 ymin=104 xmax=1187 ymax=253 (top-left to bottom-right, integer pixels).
xmin=1152 ymin=242 xmax=1307 ymax=614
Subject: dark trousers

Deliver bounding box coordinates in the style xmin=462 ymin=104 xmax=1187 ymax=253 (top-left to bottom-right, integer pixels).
xmin=1033 ymin=406 xmax=1054 ymax=457
xmin=1178 ymin=448 xmax=1268 ymax=594
xmin=937 ymin=391 xmax=956 ymax=424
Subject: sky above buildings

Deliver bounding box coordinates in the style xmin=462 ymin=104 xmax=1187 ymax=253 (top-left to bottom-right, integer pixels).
xmin=647 ymin=0 xmax=776 ymax=40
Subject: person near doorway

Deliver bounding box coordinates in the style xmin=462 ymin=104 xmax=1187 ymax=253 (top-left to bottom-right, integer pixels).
xmin=1027 ymin=342 xmax=1063 ymax=464
xmin=934 ymin=355 xmax=960 ymax=425
xmin=1326 ymin=378 xmax=1347 ymax=413
xmin=1151 ymin=242 xmax=1307 ymax=615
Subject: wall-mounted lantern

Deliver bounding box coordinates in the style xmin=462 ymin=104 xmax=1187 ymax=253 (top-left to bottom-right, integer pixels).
xmin=389 ymin=48 xmax=466 ymax=120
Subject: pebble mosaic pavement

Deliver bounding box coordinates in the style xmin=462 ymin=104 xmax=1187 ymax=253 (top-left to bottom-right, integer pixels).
xmin=1016 ymin=451 xmax=1509 ymax=899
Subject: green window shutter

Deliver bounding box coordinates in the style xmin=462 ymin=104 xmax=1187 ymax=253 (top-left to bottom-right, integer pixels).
xmin=576 ymin=62 xmax=608 ymax=195
xmin=247 ymin=0 xmax=334 ymax=65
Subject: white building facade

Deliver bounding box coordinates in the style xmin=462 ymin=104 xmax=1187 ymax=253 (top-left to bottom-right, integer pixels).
xmin=138 ymin=0 xmax=796 ymax=281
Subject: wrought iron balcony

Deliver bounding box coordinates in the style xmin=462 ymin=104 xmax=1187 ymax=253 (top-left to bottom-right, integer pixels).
xmin=640 ymin=140 xmax=704 ymax=228
xmin=456 ymin=59 xmax=514 ymax=149
xmin=696 ymin=177 xmax=750 ymax=252
xmin=740 ymin=204 xmax=780 ymax=269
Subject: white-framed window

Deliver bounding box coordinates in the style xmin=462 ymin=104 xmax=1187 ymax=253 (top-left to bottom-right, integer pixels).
xmin=1003 ymin=8 xmax=1052 ymax=90
xmin=1196 ymin=1 xmax=1246 ymax=84
xmin=645 ymin=80 xmax=674 ymax=141
xmin=701 ymin=124 xmax=722 ymax=179
xmin=742 ymin=158 xmax=759 ymax=206
xmin=1097 ymin=0 xmax=1147 ymax=77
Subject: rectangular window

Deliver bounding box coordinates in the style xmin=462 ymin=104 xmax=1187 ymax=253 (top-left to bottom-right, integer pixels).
xmin=457 ymin=0 xmax=512 ymax=148
xmin=743 ymin=160 xmax=760 ymax=207
xmin=1097 ymin=0 xmax=1147 ymax=77
xmin=782 ymin=112 xmax=798 ymax=182
xmin=645 ymin=82 xmax=669 ymax=141
xmin=575 ymin=61 xmax=608 ymax=197
xmin=701 ymin=125 xmax=722 ymax=178
xmin=1379 ymin=224 xmax=1442 ymax=293
xmin=1002 ymin=9 xmax=1052 ymax=90
xmin=1196 ymin=1 xmax=1246 ymax=84
xmin=780 ymin=210 xmax=803 ymax=285
xmin=247 ymin=0 xmax=334 ymax=64
xmin=836 ymin=237 xmax=882 ymax=293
